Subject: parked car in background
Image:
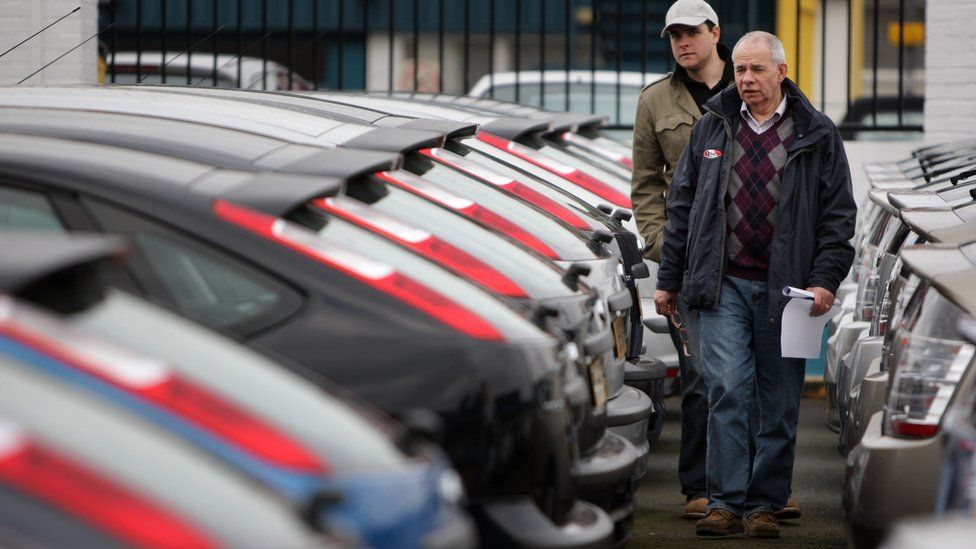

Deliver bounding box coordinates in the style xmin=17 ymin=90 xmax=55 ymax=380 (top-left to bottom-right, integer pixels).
xmin=468 ymin=70 xmax=661 ymax=130
xmin=107 ymin=51 xmax=312 ymax=90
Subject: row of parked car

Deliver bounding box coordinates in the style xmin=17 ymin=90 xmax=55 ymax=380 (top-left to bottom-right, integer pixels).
xmin=821 ymin=138 xmax=976 ymax=548
xmin=0 ymin=84 xmax=680 ymax=548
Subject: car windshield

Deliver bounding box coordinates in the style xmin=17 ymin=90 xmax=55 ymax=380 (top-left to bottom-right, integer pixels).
xmin=459 ymin=137 xmax=610 ymax=217
xmin=402 ymin=153 xmax=600 ymax=260
xmin=445 ymin=140 xmax=606 ymax=230
xmin=288 ymin=209 xmax=550 ymax=343
xmin=518 ymin=135 xmax=631 ymax=189
xmin=336 ymin=182 xmax=578 ymax=299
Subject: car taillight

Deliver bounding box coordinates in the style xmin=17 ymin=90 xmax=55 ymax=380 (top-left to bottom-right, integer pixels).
xmin=476 ymin=132 xmax=631 ymax=208
xmin=884 ymin=336 xmax=975 ymax=438
xmin=0 ymin=421 xmax=217 ymax=549
xmin=854 ymin=265 xmax=880 ymax=322
xmin=313 ymin=196 xmax=528 ymax=298
xmin=375 ymin=170 xmax=560 ymax=259
xmin=559 ymin=132 xmax=634 ymax=169
xmin=419 ymin=147 xmax=591 ymax=230
xmin=214 ymin=199 xmax=504 ymax=340
xmin=0 ymin=317 xmax=326 ymax=473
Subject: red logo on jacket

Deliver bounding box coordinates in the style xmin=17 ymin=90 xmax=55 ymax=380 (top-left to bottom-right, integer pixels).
xmin=703 ymin=149 xmax=722 ymax=159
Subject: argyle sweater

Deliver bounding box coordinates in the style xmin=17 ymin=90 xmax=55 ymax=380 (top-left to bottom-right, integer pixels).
xmin=725 ymin=113 xmax=795 ymax=280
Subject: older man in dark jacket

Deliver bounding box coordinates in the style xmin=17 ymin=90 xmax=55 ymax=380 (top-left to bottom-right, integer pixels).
xmin=653 ymin=31 xmax=856 ymax=539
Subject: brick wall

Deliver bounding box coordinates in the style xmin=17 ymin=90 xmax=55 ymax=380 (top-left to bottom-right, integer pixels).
xmin=0 ymin=0 xmax=99 ymax=85
xmin=925 ymin=0 xmax=976 ymax=144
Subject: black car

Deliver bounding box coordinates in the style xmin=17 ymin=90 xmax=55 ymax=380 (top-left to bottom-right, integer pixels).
xmin=0 ymin=133 xmax=617 ymax=547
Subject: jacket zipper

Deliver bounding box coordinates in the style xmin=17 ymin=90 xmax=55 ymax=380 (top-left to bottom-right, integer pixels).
xmin=712 ymin=112 xmax=734 ymax=306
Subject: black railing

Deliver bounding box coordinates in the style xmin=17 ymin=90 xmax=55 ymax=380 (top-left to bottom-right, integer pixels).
xmin=99 ymin=0 xmax=924 ymax=136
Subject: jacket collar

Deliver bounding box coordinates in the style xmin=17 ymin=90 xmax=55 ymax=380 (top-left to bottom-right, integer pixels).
xmin=669 ymin=43 xmax=733 ymax=122
xmin=668 ymin=72 xmax=703 ymax=121
xmin=706 ymin=78 xmax=832 ymax=149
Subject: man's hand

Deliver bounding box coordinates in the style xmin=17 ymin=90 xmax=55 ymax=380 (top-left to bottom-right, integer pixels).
xmin=806 ymin=286 xmax=835 ymax=317
xmin=653 ymin=289 xmax=678 ymax=316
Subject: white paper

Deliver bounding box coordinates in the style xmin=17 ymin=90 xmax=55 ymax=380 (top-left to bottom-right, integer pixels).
xmin=781 ymin=287 xmax=842 ymax=359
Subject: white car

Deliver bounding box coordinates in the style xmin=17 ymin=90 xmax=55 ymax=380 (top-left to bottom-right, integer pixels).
xmin=106 ymin=51 xmax=311 ymax=90
xmin=468 ymin=70 xmax=662 ymax=128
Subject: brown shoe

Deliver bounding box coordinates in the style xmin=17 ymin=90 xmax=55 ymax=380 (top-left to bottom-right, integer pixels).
xmin=683 ymin=497 xmax=708 ymax=519
xmin=744 ymin=511 xmax=780 ymax=538
xmin=696 ymin=508 xmax=744 ymax=538
xmin=775 ymin=497 xmax=801 ymax=520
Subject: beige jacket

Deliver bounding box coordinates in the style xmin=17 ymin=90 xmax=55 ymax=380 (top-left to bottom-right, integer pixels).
xmin=630 ymin=73 xmax=701 ymax=261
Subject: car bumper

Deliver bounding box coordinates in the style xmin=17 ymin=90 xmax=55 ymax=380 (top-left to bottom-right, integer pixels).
xmin=573 ymin=431 xmax=638 ymax=543
xmin=606 ymin=385 xmax=652 ymax=480
xmin=844 ymin=412 xmax=942 ymax=543
xmin=838 ymin=335 xmax=884 ymax=453
xmin=477 ymin=497 xmax=614 ymax=549
xmin=848 ymin=358 xmax=886 ymax=451
xmin=623 ymin=356 xmax=666 ymax=451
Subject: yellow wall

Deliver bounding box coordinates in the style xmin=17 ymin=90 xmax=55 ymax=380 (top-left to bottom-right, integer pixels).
xmin=777 ymin=0 xmax=864 ymax=101
xmin=776 ymin=0 xmax=819 ymax=96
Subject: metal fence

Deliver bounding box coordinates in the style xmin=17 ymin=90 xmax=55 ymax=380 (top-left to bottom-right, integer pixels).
xmin=99 ymin=0 xmax=924 ymax=135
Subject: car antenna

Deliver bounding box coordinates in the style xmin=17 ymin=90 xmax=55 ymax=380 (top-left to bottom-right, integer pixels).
xmin=17 ymin=22 xmax=114 ymax=85
xmin=0 ymin=6 xmax=81 ymax=61
xmin=189 ymin=30 xmax=274 ymax=87
xmin=136 ymin=25 xmax=227 ymax=84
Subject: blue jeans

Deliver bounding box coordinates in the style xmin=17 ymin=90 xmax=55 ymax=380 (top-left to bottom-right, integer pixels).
xmin=698 ymin=276 xmax=805 ymax=516
xmin=668 ymin=299 xmax=708 ymax=500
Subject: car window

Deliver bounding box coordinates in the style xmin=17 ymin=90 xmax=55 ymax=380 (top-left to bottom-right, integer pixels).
xmin=0 ymin=186 xmax=64 ymax=232
xmin=82 ymin=198 xmax=302 ymax=337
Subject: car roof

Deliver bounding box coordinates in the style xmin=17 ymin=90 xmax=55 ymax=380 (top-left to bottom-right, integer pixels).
xmin=0 ymin=86 xmax=448 ymax=153
xmin=931 ymin=219 xmax=976 ymax=244
xmin=131 ymin=86 xmax=483 ymax=139
xmin=931 ymin=265 xmax=976 ymax=315
xmin=0 ymin=106 xmax=402 ymax=178
xmin=0 ymin=133 xmax=345 ymax=217
xmin=307 ymin=92 xmax=565 ymax=140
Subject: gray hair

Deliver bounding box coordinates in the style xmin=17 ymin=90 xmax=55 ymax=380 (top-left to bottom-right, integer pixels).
xmin=732 ymin=31 xmax=787 ymax=65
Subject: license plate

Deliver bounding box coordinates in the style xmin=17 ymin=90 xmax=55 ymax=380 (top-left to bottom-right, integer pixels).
xmin=611 ymin=315 xmax=627 ymax=359
xmin=588 ymin=358 xmax=608 ymax=410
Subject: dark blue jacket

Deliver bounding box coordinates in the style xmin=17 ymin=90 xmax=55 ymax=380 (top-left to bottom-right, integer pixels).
xmin=656 ymin=78 xmax=856 ymax=325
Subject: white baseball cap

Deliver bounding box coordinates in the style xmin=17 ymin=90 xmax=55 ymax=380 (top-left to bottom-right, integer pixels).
xmin=660 ymin=0 xmax=720 ymax=37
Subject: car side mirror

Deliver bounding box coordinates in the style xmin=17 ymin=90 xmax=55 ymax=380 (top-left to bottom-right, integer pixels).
xmin=630 ymin=263 xmax=650 ymax=279
xmin=561 ymin=263 xmax=592 ymax=291
xmin=612 ymin=209 xmax=633 ymax=222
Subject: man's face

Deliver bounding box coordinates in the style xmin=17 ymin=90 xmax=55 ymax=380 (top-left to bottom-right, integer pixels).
xmin=668 ymin=23 xmax=719 ymax=72
xmin=733 ymin=40 xmax=788 ymax=110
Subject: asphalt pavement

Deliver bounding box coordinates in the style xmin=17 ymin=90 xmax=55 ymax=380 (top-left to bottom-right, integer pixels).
xmin=628 ymin=396 xmax=847 ymax=547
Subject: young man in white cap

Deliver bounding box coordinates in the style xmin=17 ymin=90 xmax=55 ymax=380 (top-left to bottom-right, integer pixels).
xmin=631 ymin=0 xmax=732 ymax=521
